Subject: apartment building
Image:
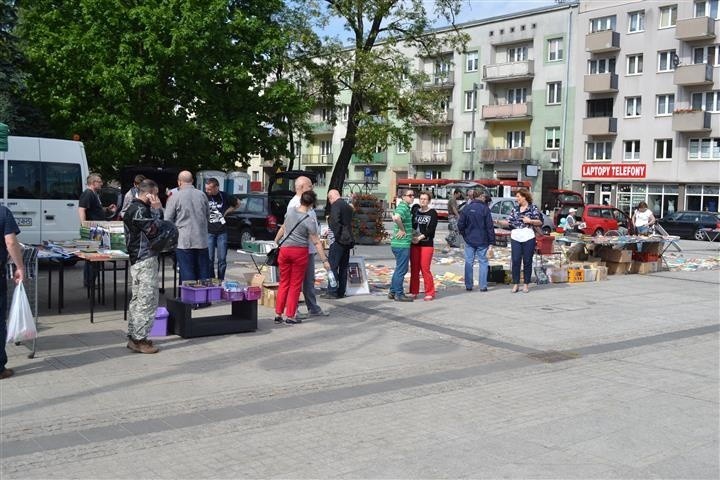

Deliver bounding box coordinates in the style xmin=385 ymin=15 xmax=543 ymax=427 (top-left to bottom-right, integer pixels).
xmin=573 ymin=0 xmax=720 ymax=216
xmin=300 ymin=2 xmax=579 ymax=206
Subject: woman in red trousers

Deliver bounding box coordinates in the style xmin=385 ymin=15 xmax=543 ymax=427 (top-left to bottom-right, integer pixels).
xmin=409 ymin=191 xmax=438 ymax=301
xmin=273 ymin=191 xmax=331 ymax=324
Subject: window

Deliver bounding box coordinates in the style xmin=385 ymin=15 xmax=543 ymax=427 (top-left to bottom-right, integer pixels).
xmin=588 ymin=57 xmax=616 ymax=74
xmin=547 ymin=38 xmax=563 ymax=61
xmin=689 ymin=138 xmax=720 ymax=159
xmin=624 ymin=140 xmax=641 ymax=160
xmin=547 ymin=82 xmax=562 ymax=104
xmin=463 ymin=132 xmax=475 ymax=152
xmin=506 ymin=131 xmax=526 ymax=148
xmin=315 ymin=171 xmax=326 ymax=187
xmin=659 ymin=5 xmax=678 ymax=28
xmin=628 ymin=11 xmax=645 ymax=32
xmin=397 ymin=142 xmax=408 ymax=154
xmin=320 ymin=140 xmax=332 ymax=155
xmin=507 ymin=45 xmax=528 ymax=62
xmin=693 ymin=45 xmax=720 ymax=66
xmin=656 ymin=94 xmax=675 ymax=115
xmin=464 ymin=90 xmax=477 ymax=111
xmin=462 ymin=170 xmax=475 ymax=180
xmin=627 ymin=54 xmax=643 ymax=75
xmin=655 ymin=139 xmax=673 ymax=160
xmin=694 ymin=0 xmax=719 ymax=18
xmin=466 ymin=51 xmax=479 ymax=72
xmin=625 ymin=96 xmax=642 ymax=117
xmin=251 ymin=171 xmax=259 ymax=182
xmin=432 ymin=134 xmax=448 ymax=153
xmin=586 ymin=141 xmax=613 ymax=160
xmin=545 ymin=127 xmax=561 ymax=150
xmin=506 ymin=87 xmax=527 ymax=104
xmin=340 ymin=105 xmax=349 ymax=122
xmin=692 ymin=91 xmax=720 ymax=112
xmin=587 ymin=98 xmax=614 ymax=117
xmin=43 ymin=163 xmax=83 ymax=199
xmin=321 ymin=107 xmax=332 ymax=122
xmin=8 ymin=161 xmax=42 ymax=199
xmin=590 ymin=16 xmax=616 ymax=32
xmin=658 ymin=50 xmax=676 ymax=72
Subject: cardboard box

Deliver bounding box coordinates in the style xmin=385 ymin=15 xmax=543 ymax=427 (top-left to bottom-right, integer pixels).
xmin=583 ymin=268 xmax=597 ymax=282
xmin=243 ymin=272 xmax=265 ymax=287
xmin=598 ymin=248 xmax=632 ymax=263
xmin=548 ymin=266 xmax=568 ymax=283
xmin=630 ymin=261 xmax=658 ymax=275
xmin=261 ymin=285 xmax=278 ymax=308
xmin=595 ymin=265 xmax=608 ymax=281
xmin=606 ymin=261 xmax=631 ymax=275
xmin=642 ymin=242 xmax=664 ymax=255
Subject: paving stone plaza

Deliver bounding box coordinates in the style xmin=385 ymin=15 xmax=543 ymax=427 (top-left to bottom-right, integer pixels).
xmin=1 ymin=236 xmax=718 ymax=479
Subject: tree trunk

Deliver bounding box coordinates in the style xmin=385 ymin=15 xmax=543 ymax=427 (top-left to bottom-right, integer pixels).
xmin=329 ymin=91 xmax=360 ymax=193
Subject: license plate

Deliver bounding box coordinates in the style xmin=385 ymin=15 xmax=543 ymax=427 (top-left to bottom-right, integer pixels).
xmin=15 ymin=217 xmax=32 ymax=227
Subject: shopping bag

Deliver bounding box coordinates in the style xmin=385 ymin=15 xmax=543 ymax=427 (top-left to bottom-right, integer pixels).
xmin=6 ymin=283 xmax=37 ymax=343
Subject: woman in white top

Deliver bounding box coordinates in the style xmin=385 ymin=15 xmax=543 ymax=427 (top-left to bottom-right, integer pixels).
xmin=632 ymin=201 xmax=656 ymax=235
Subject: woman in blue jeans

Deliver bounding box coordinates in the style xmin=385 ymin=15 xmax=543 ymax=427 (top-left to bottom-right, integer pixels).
xmin=498 ymin=189 xmax=544 ymax=293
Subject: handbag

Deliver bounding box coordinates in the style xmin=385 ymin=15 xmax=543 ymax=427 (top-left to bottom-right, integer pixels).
xmin=265 ymin=213 xmax=310 ymax=266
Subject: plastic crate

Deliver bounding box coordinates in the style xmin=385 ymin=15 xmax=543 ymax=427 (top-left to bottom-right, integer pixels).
xmin=180 ymin=286 xmax=208 ymax=303
xmin=583 ymin=268 xmax=597 ymax=282
xmin=244 ymin=286 xmax=262 ymax=301
xmin=207 ymin=286 xmax=223 ymax=301
xmin=149 ymin=307 xmax=169 ymax=337
xmin=568 ymin=267 xmax=585 ymax=283
xmin=221 ymin=289 xmax=245 ymax=302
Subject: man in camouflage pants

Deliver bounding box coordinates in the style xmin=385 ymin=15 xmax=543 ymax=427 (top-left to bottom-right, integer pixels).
xmin=124 ymin=180 xmax=164 ymax=354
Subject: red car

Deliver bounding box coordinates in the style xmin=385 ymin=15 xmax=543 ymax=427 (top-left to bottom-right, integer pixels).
xmin=547 ymin=189 xmax=584 ymax=226
xmin=577 ymin=204 xmax=635 ymax=236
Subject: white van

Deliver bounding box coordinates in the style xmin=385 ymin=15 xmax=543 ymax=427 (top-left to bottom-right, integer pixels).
xmin=0 ymin=136 xmax=89 ymax=244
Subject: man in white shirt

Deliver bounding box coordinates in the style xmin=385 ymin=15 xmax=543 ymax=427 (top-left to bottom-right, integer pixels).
xmin=286 ymin=176 xmax=328 ymax=318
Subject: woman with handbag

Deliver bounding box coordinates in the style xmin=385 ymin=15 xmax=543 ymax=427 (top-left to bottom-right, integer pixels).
xmin=498 ymin=188 xmax=544 ymax=293
xmin=272 ymin=191 xmax=331 ymax=324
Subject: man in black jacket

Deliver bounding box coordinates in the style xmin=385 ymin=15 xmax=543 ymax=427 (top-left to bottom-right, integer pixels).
xmin=458 ymin=190 xmax=496 ymax=292
xmin=323 ymin=189 xmax=354 ymax=299
xmin=124 ymin=180 xmax=165 ymax=354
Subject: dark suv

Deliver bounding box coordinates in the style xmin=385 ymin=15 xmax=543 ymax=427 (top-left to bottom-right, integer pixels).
xmin=226 ymin=194 xmax=280 ymax=246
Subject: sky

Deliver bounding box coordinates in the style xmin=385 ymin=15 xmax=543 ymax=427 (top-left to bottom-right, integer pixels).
xmin=318 ymin=0 xmax=560 ymax=41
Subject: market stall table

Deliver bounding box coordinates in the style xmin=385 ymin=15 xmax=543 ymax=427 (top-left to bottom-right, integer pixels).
xmin=699 ymin=228 xmax=720 ymax=243
xmin=74 ymin=251 xmax=130 ymax=323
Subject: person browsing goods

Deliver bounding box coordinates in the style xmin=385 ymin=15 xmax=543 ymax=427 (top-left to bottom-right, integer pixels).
xmin=389 ymin=189 xmax=414 ymax=302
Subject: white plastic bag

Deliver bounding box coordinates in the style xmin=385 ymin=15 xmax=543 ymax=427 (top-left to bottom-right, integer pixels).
xmin=6 ymin=283 xmax=37 ymax=344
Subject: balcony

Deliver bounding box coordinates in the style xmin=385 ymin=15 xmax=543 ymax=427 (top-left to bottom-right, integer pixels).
xmin=672 ymin=110 xmax=712 ymax=133
xmin=676 ymin=16 xmax=715 ymax=41
xmin=481 ymin=102 xmax=532 ymax=122
xmin=351 ymin=151 xmax=388 ymax=165
xmin=483 ymin=60 xmax=534 ymax=83
xmin=309 ymin=121 xmax=334 ymax=135
xmin=424 ymin=71 xmax=455 ymax=89
xmin=584 ymin=73 xmax=619 ymax=93
xmin=413 ymin=109 xmax=454 ymax=126
xmin=410 ymin=150 xmax=453 ymax=166
xmin=674 ymin=64 xmax=714 ymax=86
xmin=583 ymin=117 xmax=618 ymax=136
xmin=585 ymin=30 xmax=620 ymax=53
xmin=301 ymin=153 xmax=334 ymax=166
xmin=480 ymin=147 xmax=532 ymax=163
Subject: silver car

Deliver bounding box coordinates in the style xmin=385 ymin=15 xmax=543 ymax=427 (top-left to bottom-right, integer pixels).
xmin=489 ymin=197 xmax=554 ymax=234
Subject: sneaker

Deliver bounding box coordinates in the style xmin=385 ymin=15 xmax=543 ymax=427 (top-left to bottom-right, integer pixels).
xmin=309 ymin=309 xmax=329 ymax=317
xmin=480 ymin=288 xmax=488 ymax=292
xmin=274 ymin=315 xmax=283 ymax=324
xmin=466 ymin=287 xmax=473 ymax=291
xmin=423 ymin=295 xmax=434 ymax=301
xmin=137 ymin=339 xmax=159 ymax=354
xmin=285 ymin=318 xmax=302 ymax=324
xmin=0 ymin=368 xmax=14 ymax=380
xmin=126 ymin=339 xmax=142 ymax=353
xmin=394 ymin=295 xmax=414 ymax=302
xmin=387 ymin=292 xmax=395 ymax=300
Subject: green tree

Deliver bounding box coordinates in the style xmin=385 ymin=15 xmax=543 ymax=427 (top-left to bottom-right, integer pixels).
xmin=309 ymin=0 xmax=467 ymax=192
xmin=17 ymin=0 xmax=313 ymax=178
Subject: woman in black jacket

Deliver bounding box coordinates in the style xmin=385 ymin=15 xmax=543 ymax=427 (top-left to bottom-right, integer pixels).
xmin=409 ymin=191 xmax=438 ymax=301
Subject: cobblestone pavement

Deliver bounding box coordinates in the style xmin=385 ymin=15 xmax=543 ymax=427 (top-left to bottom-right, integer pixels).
xmin=1 ymin=241 xmax=718 ymax=479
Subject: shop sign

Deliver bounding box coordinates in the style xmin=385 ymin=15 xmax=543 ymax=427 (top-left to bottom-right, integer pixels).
xmin=581 ymin=163 xmax=646 ymax=178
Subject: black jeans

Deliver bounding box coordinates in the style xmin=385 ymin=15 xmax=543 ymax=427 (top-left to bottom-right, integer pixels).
xmin=328 ymin=242 xmax=351 ymax=297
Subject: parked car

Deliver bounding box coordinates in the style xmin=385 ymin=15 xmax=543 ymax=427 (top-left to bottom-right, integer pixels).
xmin=546 ymin=189 xmax=584 ymax=227
xmin=577 ymin=204 xmax=634 ymax=236
xmin=226 ymin=193 xmax=279 ymax=246
xmin=488 ymin=197 xmax=554 ymax=234
xmin=657 ymin=211 xmax=720 ymax=240
xmin=267 ymin=170 xmax=318 ymax=225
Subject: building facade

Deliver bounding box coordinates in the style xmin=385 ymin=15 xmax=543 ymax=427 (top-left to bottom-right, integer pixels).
xmin=573 ymin=0 xmax=720 ymax=216
xmin=300 ymin=3 xmax=579 ymax=207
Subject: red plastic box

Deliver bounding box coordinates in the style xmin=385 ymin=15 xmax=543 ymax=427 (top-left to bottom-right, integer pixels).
xmin=535 ymin=235 xmax=555 ymax=255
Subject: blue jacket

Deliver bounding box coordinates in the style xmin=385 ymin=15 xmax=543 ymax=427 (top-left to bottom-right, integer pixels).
xmin=458 ymin=200 xmax=496 ymax=248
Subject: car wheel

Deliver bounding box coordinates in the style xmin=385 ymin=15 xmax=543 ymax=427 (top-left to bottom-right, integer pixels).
xmin=541 ymin=226 xmax=551 ymax=235
xmin=694 ymin=228 xmax=706 ymax=241
xmin=593 ymin=228 xmax=604 ymax=237
xmin=240 ymin=228 xmax=253 ymax=245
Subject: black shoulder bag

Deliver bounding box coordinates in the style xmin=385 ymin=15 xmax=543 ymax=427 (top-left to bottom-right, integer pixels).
xmin=265 ymin=214 xmax=310 ymax=266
